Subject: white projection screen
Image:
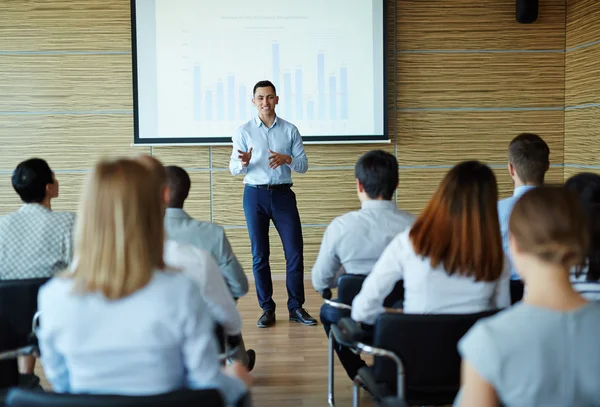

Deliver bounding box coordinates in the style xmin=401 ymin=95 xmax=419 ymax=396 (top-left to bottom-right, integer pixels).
xmin=131 ymin=0 xmax=388 ymax=145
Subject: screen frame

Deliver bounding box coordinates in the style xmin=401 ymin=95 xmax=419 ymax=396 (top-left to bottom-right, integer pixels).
xmin=131 ymin=0 xmax=389 ymax=145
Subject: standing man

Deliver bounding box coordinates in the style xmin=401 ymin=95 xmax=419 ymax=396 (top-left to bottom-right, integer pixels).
xmin=229 ymin=80 xmax=316 ymax=328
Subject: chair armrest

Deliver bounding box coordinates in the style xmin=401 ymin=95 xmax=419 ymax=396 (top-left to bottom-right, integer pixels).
xmin=323 ymin=298 xmax=352 ymax=311
xmin=0 ymin=345 xmax=38 ymax=361
xmin=380 ymin=397 xmax=408 ymax=407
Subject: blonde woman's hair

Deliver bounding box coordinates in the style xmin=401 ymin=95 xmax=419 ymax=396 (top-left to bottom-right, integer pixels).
xmin=71 ymin=158 xmax=166 ymax=299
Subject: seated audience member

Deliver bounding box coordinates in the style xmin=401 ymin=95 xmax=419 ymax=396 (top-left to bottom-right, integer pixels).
xmin=37 ymin=159 xmax=251 ymax=406
xmin=0 ymin=158 xmax=75 ymax=376
xmin=352 ymin=161 xmax=511 ymax=325
xmin=164 ymin=165 xmax=249 ymax=299
xmin=498 ymin=133 xmax=550 ymax=280
xmin=455 ymin=187 xmax=600 ymax=407
xmin=137 ymin=156 xmax=253 ymax=370
xmin=565 ymin=172 xmax=600 ymax=300
xmin=311 ymin=150 xmax=415 ymax=379
xmin=0 ymin=158 xmax=75 ymax=280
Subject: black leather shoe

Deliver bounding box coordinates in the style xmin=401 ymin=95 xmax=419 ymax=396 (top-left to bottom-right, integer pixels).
xmin=289 ymin=308 xmax=317 ymax=326
xmin=246 ymin=349 xmax=256 ymax=372
xmin=257 ymin=310 xmax=276 ymax=328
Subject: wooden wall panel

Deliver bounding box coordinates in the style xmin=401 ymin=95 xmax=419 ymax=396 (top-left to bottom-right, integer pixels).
xmin=397 ymin=0 xmax=566 ymax=50
xmin=179 ymin=172 xmax=211 ymax=222
xmin=152 ymin=147 xmax=211 ymax=169
xmin=565 ymin=45 xmax=600 ymax=106
xmin=565 ymin=107 xmax=600 ymax=165
xmin=0 ymin=115 xmax=147 ymax=171
xmin=0 ymin=0 xmax=130 ymax=51
xmin=397 ymin=110 xmax=564 ymax=166
xmin=566 ymin=0 xmax=600 ymax=48
xmin=396 ymin=53 xmax=565 ymax=108
xmin=0 ymin=55 xmax=132 ymax=111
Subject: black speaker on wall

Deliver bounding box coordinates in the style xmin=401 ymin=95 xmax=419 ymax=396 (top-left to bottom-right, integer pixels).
xmin=516 ymin=0 xmax=538 ymax=24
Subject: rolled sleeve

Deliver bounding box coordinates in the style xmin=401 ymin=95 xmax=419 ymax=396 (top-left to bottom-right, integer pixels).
xmin=311 ymin=222 xmax=342 ymax=293
xmin=287 ymin=128 xmax=308 ymax=174
xmin=229 ymin=130 xmax=249 ymax=176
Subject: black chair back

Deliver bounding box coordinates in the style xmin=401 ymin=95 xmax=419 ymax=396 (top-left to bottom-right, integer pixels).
xmin=337 ymin=274 xmax=404 ymax=308
xmin=0 ymin=278 xmax=49 ymax=347
xmin=510 ymin=280 xmax=524 ymax=304
xmin=372 ymin=310 xmax=498 ymax=405
xmin=5 ymin=388 xmax=225 ymax=407
xmin=0 ymin=318 xmax=19 ymax=390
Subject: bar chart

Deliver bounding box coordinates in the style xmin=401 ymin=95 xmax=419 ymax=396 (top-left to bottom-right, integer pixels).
xmin=192 ymin=43 xmax=349 ymax=123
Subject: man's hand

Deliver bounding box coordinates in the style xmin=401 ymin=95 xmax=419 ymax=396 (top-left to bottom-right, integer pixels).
xmin=268 ymin=149 xmax=291 ymax=169
xmin=238 ymin=147 xmax=253 ymax=167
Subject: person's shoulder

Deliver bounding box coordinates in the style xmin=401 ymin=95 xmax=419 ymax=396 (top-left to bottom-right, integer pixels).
xmin=391 ymin=208 xmax=417 ymax=224
xmin=237 ymin=118 xmax=255 ymax=133
xmin=39 ymin=276 xmax=74 ymax=309
xmin=52 ymin=211 xmax=76 ymax=225
xmin=277 ymin=117 xmax=300 ymax=133
xmin=497 ymin=195 xmax=517 ymax=212
xmin=192 ymin=219 xmax=225 ymax=236
xmin=164 ymin=240 xmax=216 ymax=269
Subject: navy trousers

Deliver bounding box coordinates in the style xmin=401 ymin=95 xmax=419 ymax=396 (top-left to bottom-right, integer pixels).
xmin=243 ymin=185 xmax=305 ymax=312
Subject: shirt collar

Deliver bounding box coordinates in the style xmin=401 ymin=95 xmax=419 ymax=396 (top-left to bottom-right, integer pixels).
xmin=361 ymin=200 xmax=397 ymax=210
xmin=254 ymin=115 xmax=278 ymax=128
xmin=165 ymin=208 xmax=191 ymax=219
xmin=513 ymin=185 xmax=536 ymax=198
xmin=18 ymin=203 xmax=51 ymax=213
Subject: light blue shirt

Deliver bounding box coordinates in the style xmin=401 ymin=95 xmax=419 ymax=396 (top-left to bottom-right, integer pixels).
xmin=229 ymin=116 xmax=308 ymax=185
xmin=456 ymin=302 xmax=600 ymax=407
xmin=498 ymin=186 xmax=536 ymax=280
xmin=37 ymin=271 xmax=246 ymax=406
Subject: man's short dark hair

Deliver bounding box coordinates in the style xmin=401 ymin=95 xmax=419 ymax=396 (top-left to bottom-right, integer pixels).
xmin=508 ymin=133 xmax=550 ymax=185
xmin=166 ymin=165 xmax=191 ymax=208
xmin=355 ymin=150 xmax=398 ymax=200
xmin=11 ymin=158 xmax=54 ymax=203
xmin=253 ymin=80 xmax=276 ymax=96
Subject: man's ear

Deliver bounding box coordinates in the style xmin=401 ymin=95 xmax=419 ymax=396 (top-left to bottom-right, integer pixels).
xmin=508 ymin=162 xmax=516 ymax=177
xmin=356 ymin=179 xmax=364 ymax=193
xmin=163 ymin=186 xmax=171 ymax=206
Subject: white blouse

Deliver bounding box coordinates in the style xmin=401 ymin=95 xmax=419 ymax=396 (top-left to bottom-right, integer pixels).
xmin=351 ymin=230 xmax=511 ymax=324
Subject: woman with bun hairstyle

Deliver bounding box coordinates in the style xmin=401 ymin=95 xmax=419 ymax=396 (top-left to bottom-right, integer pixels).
xmin=456 ymin=186 xmax=600 ymax=407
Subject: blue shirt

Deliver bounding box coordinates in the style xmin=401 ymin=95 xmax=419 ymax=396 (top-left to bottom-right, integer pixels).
xmin=498 ymin=186 xmax=536 ymax=279
xmin=229 ymin=116 xmax=308 ymax=185
xmin=37 ymin=271 xmax=246 ymax=406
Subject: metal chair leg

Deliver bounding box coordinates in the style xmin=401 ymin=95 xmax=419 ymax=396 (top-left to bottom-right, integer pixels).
xmin=328 ymin=331 xmax=335 ymax=407
xmin=352 ymin=381 xmax=361 ymax=407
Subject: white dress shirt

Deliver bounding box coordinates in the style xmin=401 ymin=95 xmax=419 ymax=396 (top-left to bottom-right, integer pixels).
xmin=164 ymin=240 xmax=242 ymax=336
xmin=229 ymin=116 xmax=308 ymax=185
xmin=311 ymin=200 xmax=415 ymax=293
xmin=164 ymin=208 xmax=249 ymax=299
xmin=0 ymin=204 xmax=75 ymax=279
xmin=352 ymin=230 xmax=511 ymax=325
xmin=498 ymin=185 xmax=536 ymax=279
xmin=37 ymin=271 xmax=246 ymax=406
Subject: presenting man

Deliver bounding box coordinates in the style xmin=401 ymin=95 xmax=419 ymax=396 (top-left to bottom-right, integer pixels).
xmin=229 ymin=80 xmax=316 ymax=328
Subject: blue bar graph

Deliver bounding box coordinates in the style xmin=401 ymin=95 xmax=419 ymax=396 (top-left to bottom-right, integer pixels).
xmin=216 ymin=81 xmax=224 ymax=120
xmin=307 ymin=100 xmax=314 ymax=120
xmin=193 ymin=67 xmax=201 ymax=121
xmin=340 ymin=67 xmax=348 ymax=120
xmin=272 ymin=43 xmax=280 ymax=91
xmin=283 ymin=72 xmax=292 ymax=119
xmin=193 ymin=44 xmax=348 ymax=123
xmin=239 ymin=85 xmax=247 ymax=120
xmin=295 ymin=68 xmax=303 ymax=120
xmin=317 ymin=52 xmax=325 ymax=120
xmin=205 ymin=90 xmax=213 ymax=120
xmin=329 ymin=75 xmax=337 ymax=120
xmin=227 ymin=75 xmax=235 ymax=121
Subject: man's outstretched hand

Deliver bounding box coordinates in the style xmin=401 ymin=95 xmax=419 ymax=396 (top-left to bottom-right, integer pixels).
xmin=238 ymin=147 xmax=253 ymax=167
xmin=269 ymin=149 xmax=291 ymax=169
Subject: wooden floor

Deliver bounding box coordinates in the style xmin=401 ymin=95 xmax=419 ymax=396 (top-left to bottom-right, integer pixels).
xmin=35 ymin=280 xmax=377 ymax=407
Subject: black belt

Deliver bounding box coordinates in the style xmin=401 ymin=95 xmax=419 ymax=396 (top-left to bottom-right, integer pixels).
xmin=247 ymin=183 xmax=292 ymax=190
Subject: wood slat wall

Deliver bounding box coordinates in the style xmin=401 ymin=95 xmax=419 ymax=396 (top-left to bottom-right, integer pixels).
xmin=0 ymin=0 xmax=569 ymax=275
xmin=565 ymin=0 xmax=600 ymax=174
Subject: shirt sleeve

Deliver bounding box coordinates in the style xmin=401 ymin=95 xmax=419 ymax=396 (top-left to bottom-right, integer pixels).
xmin=37 ymin=285 xmax=71 ymax=393
xmin=181 ymin=287 xmax=247 ymax=405
xmin=351 ymin=235 xmax=405 ymax=325
xmin=311 ymin=221 xmax=343 ymax=293
xmin=287 ymin=127 xmax=308 ymax=174
xmin=229 ymin=128 xmax=248 ymax=176
xmin=215 ymin=227 xmax=249 ymax=299
xmin=494 ymin=257 xmax=512 ymax=309
xmin=62 ymin=213 xmax=75 ymax=265
xmin=457 ymin=320 xmax=502 ymax=389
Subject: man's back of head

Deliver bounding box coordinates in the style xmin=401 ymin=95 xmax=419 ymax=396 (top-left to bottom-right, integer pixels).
xmin=355 ymin=150 xmax=398 ymax=201
xmin=508 ymin=133 xmax=550 ymax=186
xmin=12 ymin=158 xmax=55 ymax=204
xmin=165 ymin=166 xmax=191 ymax=209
